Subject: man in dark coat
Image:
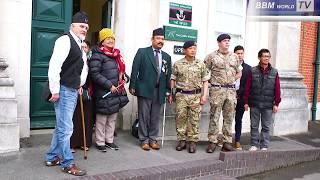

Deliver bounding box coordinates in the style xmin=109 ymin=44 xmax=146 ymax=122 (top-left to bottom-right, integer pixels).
xmin=129 ymin=28 xmax=172 ymax=151
xmin=233 ymin=45 xmax=251 ymax=150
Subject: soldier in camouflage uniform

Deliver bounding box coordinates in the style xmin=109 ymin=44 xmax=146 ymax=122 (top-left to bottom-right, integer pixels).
xmin=169 ymin=41 xmax=210 ymax=153
xmin=204 ymin=34 xmax=242 ymax=153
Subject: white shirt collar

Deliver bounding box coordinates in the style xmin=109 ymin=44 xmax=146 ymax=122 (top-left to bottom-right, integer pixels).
xmin=152 ymin=47 xmax=162 ymax=53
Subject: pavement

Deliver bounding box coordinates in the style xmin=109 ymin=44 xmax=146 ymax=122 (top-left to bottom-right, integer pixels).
xmin=239 ymin=159 xmax=320 ymax=180
xmin=285 ymin=121 xmax=320 ymax=147
xmin=0 ymin=121 xmax=319 ymax=180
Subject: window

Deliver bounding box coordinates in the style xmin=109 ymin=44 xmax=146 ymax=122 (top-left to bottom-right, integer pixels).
xmin=213 ymin=0 xmax=246 ymax=47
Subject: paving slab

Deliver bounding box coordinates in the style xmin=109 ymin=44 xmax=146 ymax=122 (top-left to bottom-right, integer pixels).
xmin=1 ymin=121 xmax=319 ymax=180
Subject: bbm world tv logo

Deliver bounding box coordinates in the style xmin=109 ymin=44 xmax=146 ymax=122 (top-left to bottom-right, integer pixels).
xmin=255 ymin=0 xmax=314 ymax=12
xmin=296 ymin=0 xmax=314 ymax=12
xmin=250 ymin=0 xmax=317 ymax=20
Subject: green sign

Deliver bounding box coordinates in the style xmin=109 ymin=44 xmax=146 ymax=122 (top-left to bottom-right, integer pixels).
xmin=169 ymin=2 xmax=192 ymax=27
xmin=164 ymin=26 xmax=197 ymax=42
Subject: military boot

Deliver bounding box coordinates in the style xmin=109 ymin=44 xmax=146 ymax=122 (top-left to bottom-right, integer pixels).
xmin=188 ymin=141 xmax=196 ymax=153
xmin=206 ymin=142 xmax=216 ymax=153
xmin=221 ymin=142 xmax=235 ymax=152
xmin=176 ymin=140 xmax=186 ymax=151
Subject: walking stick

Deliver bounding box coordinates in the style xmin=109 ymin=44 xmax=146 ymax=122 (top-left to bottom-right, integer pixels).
xmin=79 ymin=94 xmax=87 ymax=160
xmin=161 ymin=100 xmax=167 ymax=148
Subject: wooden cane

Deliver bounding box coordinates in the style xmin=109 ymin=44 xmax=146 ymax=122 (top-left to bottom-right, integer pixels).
xmin=79 ymin=94 xmax=87 ymax=159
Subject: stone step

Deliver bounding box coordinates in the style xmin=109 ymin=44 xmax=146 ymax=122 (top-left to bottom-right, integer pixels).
xmin=69 ymin=148 xmax=320 ymax=180
xmin=68 ymin=158 xmax=225 ymax=180
xmin=195 ymin=174 xmax=237 ymax=180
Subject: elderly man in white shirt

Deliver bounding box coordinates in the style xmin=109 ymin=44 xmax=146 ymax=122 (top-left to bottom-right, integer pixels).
xmin=45 ymin=11 xmax=89 ymax=176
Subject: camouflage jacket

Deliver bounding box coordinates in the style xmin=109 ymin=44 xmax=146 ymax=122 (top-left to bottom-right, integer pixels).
xmin=204 ymin=50 xmax=240 ymax=85
xmin=171 ymin=57 xmax=210 ymax=90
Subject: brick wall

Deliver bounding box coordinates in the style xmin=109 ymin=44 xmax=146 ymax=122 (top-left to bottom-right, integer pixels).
xmin=219 ymin=149 xmax=320 ymax=178
xmin=74 ymin=149 xmax=320 ymax=179
xmin=299 ymin=22 xmax=318 ymax=102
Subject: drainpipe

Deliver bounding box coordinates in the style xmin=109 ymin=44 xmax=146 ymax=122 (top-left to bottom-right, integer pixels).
xmin=311 ymin=23 xmax=320 ymax=121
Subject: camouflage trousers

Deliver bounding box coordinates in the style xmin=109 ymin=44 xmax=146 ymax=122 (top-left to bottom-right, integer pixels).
xmin=175 ymin=93 xmax=201 ymax=142
xmin=208 ymin=88 xmax=236 ymax=143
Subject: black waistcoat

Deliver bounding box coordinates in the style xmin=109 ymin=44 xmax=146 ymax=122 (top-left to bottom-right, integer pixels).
xmin=60 ymin=32 xmax=84 ymax=89
xmin=249 ymin=65 xmax=277 ymax=109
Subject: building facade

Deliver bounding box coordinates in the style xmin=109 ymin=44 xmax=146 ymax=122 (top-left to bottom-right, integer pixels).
xmin=0 ymin=0 xmax=316 ymax=153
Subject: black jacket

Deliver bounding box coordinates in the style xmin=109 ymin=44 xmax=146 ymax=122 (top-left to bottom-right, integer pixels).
xmin=89 ymin=47 xmax=129 ymax=115
xmin=237 ymin=62 xmax=251 ymax=102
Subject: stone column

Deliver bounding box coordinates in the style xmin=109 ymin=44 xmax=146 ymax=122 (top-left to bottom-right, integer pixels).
xmin=273 ymin=71 xmax=308 ymax=135
xmin=0 ymin=0 xmax=32 ymax=138
xmin=0 ymin=57 xmax=18 ymax=153
xmin=270 ymin=22 xmax=308 ymax=136
xmin=113 ymin=0 xmax=160 ymax=130
xmin=243 ymin=21 xmax=309 ymax=136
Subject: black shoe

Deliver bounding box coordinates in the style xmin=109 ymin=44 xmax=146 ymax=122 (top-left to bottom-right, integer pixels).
xmin=206 ymin=142 xmax=216 ymax=153
xmin=105 ymin=143 xmax=119 ymax=150
xmin=96 ymin=145 xmax=107 ymax=152
xmin=176 ymin=140 xmax=186 ymax=151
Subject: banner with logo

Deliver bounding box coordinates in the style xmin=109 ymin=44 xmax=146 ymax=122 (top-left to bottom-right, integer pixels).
xmin=169 ymin=2 xmax=192 ymax=27
xmin=247 ymin=0 xmax=320 ymax=21
xmin=164 ymin=26 xmax=197 ymax=42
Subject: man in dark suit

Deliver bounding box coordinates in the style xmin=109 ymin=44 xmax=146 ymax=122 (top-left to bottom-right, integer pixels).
xmin=234 ymin=45 xmax=251 ymax=150
xmin=129 ymin=28 xmax=172 ymax=151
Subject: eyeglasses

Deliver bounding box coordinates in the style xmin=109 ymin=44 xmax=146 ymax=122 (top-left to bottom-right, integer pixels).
xmin=261 ymin=55 xmax=271 ymax=58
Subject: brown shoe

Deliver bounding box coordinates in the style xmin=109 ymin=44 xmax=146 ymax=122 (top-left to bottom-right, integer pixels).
xmin=141 ymin=143 xmax=150 ymax=151
xmin=188 ymin=141 xmax=196 ymax=153
xmin=150 ymin=142 xmax=160 ymax=150
xmin=234 ymin=142 xmax=242 ymax=150
xmin=222 ymin=142 xmax=235 ymax=152
xmin=176 ymin=140 xmax=186 ymax=151
xmin=45 ymin=157 xmax=61 ymax=166
xmin=206 ymin=142 xmax=216 ymax=153
xmin=62 ymin=164 xmax=86 ymax=176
